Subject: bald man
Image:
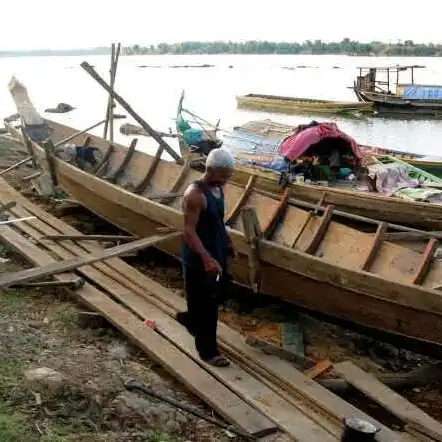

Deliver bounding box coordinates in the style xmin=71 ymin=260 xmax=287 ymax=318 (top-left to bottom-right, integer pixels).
xmin=177 ymin=148 xmax=236 ymax=367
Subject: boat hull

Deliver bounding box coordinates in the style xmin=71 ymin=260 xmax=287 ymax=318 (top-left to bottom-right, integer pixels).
xmin=237 ymin=94 xmax=373 ymax=116
xmin=10 ymin=119 xmax=442 ymax=349
xmin=355 ymin=89 xmax=442 ymax=117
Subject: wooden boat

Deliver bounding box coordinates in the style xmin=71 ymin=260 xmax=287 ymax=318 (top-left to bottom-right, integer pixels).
xmin=353 ymin=65 xmax=442 ymax=117
xmin=361 ymin=143 xmax=442 ymax=178
xmin=8 ymin=76 xmax=442 ymax=349
xmin=236 ymin=93 xmax=373 ymax=116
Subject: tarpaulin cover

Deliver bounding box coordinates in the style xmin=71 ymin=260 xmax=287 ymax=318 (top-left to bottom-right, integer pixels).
xmin=403 ymin=86 xmax=442 ymax=100
xmin=278 ymin=123 xmax=362 ymax=161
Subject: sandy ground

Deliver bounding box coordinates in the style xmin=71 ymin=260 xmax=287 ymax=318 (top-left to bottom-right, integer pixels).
xmin=0 ymin=134 xmax=441 ymax=441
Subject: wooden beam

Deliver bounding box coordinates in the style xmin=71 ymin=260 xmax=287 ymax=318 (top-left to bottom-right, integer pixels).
xmin=12 ymin=278 xmax=84 ymax=289
xmin=94 ymin=143 xmax=114 ymax=177
xmin=262 ymin=188 xmax=290 ymax=238
xmin=133 ymin=144 xmax=162 ymax=194
xmin=226 ymin=175 xmax=256 ymax=224
xmin=40 ymin=234 xmax=137 ymax=242
xmin=22 ymin=171 xmax=43 ymax=182
xmin=0 ymin=156 xmax=33 ymax=177
xmin=303 ymin=205 xmax=334 ymax=255
xmin=240 ymin=206 xmax=262 ymax=293
xmin=362 ymin=222 xmax=388 ymax=271
xmin=42 ymin=140 xmax=58 ymax=187
xmin=158 ymin=159 xmax=191 ymax=204
xmin=335 ymin=361 xmax=442 ymax=441
xmin=412 ymin=238 xmax=438 ymax=285
xmin=0 ymin=232 xmax=181 ymax=290
xmin=149 ymin=192 xmax=184 ymax=201
xmin=54 ymin=119 xmax=107 ymax=148
xmin=81 ymin=62 xmax=183 ymax=164
xmin=382 ymin=231 xmax=442 ymax=241
xmin=106 ymin=138 xmax=138 ymax=183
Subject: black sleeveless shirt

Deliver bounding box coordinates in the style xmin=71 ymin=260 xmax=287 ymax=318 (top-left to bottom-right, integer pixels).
xmin=181 ymin=180 xmax=229 ymax=271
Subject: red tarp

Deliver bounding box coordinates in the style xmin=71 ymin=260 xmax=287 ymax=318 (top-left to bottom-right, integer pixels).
xmin=278 ymin=123 xmax=362 ymax=161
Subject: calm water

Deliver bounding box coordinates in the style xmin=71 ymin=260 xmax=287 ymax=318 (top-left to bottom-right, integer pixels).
xmin=1 ymin=54 xmax=442 ymax=160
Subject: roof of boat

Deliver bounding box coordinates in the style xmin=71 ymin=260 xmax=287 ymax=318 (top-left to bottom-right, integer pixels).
xmin=356 ymin=65 xmax=426 ymax=70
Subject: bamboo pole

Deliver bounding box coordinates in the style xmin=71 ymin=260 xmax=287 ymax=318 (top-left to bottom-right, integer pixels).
xmin=103 ymin=43 xmax=121 ymax=142
xmin=0 ymin=157 xmax=33 ymax=177
xmin=81 ymin=61 xmax=183 ymax=164
xmin=54 ymin=119 xmax=107 ymax=148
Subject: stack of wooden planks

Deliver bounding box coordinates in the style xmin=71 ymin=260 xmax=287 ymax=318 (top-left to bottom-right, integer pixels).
xmin=0 ymin=178 xmax=440 ymax=442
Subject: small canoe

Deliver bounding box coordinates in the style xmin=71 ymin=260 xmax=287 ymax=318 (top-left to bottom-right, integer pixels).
xmin=7 ymin=76 xmax=442 ymax=350
xmin=236 ymin=94 xmax=374 ymax=116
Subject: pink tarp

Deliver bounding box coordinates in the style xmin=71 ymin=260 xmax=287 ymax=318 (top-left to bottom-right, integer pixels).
xmin=278 ymin=123 xmax=362 ymax=161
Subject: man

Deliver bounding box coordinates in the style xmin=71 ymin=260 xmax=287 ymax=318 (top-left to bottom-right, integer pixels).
xmin=177 ymin=148 xmax=236 ymax=367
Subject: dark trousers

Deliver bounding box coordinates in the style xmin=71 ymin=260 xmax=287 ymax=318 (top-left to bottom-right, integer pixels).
xmin=179 ymin=266 xmax=225 ymax=361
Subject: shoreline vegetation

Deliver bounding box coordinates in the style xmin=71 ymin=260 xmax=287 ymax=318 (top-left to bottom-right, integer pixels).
xmin=1 ymin=39 xmax=442 ymax=57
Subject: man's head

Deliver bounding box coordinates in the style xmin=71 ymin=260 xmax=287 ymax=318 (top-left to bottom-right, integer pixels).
xmin=205 ymin=148 xmax=235 ymax=186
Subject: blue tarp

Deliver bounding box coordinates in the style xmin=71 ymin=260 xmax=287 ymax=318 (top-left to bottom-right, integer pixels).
xmin=403 ymin=86 xmax=442 ymax=100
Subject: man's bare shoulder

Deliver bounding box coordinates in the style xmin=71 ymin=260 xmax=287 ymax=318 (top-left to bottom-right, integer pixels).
xmin=183 ymin=184 xmax=206 ymax=210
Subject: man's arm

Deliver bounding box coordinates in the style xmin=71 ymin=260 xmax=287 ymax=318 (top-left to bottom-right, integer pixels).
xmin=182 ymin=187 xmax=222 ymax=274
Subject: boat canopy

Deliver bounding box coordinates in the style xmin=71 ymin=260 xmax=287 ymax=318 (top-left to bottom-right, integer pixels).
xmin=403 ymin=86 xmax=442 ymax=100
xmin=278 ymin=122 xmax=362 ymax=161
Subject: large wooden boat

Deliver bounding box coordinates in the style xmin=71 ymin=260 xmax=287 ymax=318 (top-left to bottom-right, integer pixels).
xmin=353 ymin=65 xmax=442 ymax=117
xmin=7 ymin=77 xmax=442 ymax=348
xmin=236 ymin=94 xmax=373 ymax=116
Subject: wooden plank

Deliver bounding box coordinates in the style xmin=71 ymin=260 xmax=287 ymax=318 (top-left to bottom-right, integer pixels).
xmin=262 ymin=188 xmax=290 ymax=238
xmin=335 ymin=361 xmax=442 ymax=441
xmin=0 ymin=226 xmax=272 ymax=437
xmin=362 ymin=222 xmax=388 ymax=271
xmin=40 ymin=234 xmax=137 ymax=242
xmin=303 ymin=205 xmax=334 ymax=255
xmin=93 ymin=143 xmax=114 ymax=177
xmin=3 ymin=195 xmax=402 ymax=442
xmin=0 ymin=232 xmax=181 ymax=290
xmin=0 ymin=156 xmax=33 ymax=177
xmin=81 ymin=62 xmax=183 ymax=164
xmin=413 ymin=239 xmax=438 ymax=285
xmin=5 ymin=210 xmax=337 ymax=441
xmin=106 ymin=138 xmax=138 ymax=183
xmin=0 ymin=201 xmax=16 ymax=214
xmin=226 ymin=175 xmax=256 ymax=223
xmin=22 ymin=171 xmax=43 ymax=182
xmin=305 ymin=360 xmax=333 ymax=379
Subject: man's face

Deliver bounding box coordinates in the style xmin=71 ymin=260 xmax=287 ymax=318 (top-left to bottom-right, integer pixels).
xmin=207 ymin=167 xmax=233 ymax=186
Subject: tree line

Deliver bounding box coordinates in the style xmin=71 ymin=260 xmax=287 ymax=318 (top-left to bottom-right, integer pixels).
xmin=123 ymin=39 xmax=442 ymax=56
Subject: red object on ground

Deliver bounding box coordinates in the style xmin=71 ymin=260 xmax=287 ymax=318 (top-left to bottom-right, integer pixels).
xmin=144 ymin=319 xmax=157 ymax=329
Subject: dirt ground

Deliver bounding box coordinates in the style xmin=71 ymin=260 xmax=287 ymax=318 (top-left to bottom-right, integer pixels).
xmin=0 ymin=134 xmax=441 ymax=441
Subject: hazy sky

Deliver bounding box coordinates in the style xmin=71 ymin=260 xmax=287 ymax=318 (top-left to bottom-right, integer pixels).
xmin=3 ymin=0 xmax=441 ymax=50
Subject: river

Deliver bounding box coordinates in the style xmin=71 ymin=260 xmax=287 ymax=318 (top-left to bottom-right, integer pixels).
xmin=1 ymin=53 xmax=442 ymax=159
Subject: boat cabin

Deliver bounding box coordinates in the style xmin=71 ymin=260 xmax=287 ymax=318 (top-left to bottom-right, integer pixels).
xmin=354 ymin=65 xmax=442 ymax=100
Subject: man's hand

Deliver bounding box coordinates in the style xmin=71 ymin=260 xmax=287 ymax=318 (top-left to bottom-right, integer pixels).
xmin=202 ymin=254 xmax=223 ymax=274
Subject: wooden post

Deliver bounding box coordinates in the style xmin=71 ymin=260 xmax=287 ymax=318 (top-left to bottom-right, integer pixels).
xmin=240 ymin=207 xmax=262 ymax=293
xmin=42 ymin=140 xmax=58 ymax=188
xmin=104 ymin=43 xmax=121 ymax=142
xmin=81 ymin=61 xmax=183 ymax=165
xmin=20 ymin=127 xmax=37 ymax=169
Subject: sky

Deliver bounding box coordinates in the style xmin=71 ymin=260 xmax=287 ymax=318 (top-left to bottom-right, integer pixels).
xmin=3 ymin=0 xmax=441 ymax=50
